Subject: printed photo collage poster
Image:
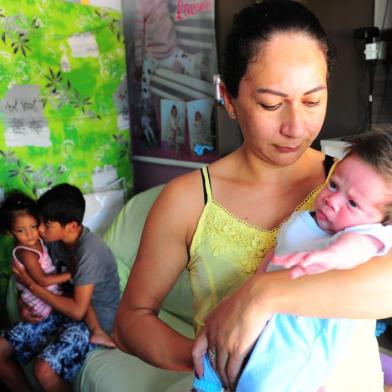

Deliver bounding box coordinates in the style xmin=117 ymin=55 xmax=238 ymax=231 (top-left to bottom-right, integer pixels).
xmin=126 ymin=0 xmax=219 ymax=163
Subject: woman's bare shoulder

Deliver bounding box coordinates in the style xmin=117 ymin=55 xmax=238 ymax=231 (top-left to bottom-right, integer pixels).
xmin=302 ymin=148 xmax=329 ymax=175
xmin=161 ymin=169 xmax=203 ymax=200
xmin=151 ymin=169 xmax=205 ymax=218
xmin=144 ymin=169 xmax=206 ymax=245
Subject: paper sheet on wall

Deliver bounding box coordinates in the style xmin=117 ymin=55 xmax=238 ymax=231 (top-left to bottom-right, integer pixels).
xmin=67 ymin=32 xmax=99 ymax=58
xmin=0 ymin=85 xmax=51 ymax=147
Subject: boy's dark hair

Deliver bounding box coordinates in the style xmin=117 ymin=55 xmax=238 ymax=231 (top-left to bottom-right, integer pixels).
xmin=345 ymin=130 xmax=392 ymax=224
xmin=0 ymin=191 xmax=39 ymax=234
xmin=222 ymin=0 xmax=335 ymax=97
xmin=37 ymin=183 xmax=85 ymax=226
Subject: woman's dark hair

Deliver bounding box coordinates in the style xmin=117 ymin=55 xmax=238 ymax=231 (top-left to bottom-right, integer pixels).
xmin=0 ymin=191 xmax=39 ymax=234
xmin=222 ymin=0 xmax=336 ymax=97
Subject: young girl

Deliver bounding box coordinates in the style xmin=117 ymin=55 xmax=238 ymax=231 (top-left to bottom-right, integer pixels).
xmin=0 ymin=191 xmax=70 ymax=319
xmin=0 ymin=191 xmax=115 ymax=347
xmin=193 ymin=110 xmax=212 ymax=148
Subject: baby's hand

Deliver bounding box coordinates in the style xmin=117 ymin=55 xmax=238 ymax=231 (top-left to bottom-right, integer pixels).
xmin=272 ymin=249 xmax=334 ymax=279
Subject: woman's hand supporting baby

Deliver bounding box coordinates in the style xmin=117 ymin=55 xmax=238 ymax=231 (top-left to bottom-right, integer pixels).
xmin=192 ymin=274 xmax=272 ymax=389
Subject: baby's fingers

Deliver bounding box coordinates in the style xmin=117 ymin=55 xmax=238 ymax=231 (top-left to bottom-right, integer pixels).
xmin=272 ymin=252 xmax=308 ymax=268
xmin=303 ymin=263 xmax=329 ymax=275
xmin=289 ymin=265 xmax=307 ymax=279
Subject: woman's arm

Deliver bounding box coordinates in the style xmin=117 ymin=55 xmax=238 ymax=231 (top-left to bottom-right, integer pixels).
xmin=272 ymin=231 xmax=383 ymax=278
xmin=194 ymin=251 xmax=392 ymax=387
xmin=114 ymin=173 xmax=202 ymax=371
xmin=16 ymin=248 xmax=71 ymax=286
xmin=262 ymin=252 xmax=392 ymax=318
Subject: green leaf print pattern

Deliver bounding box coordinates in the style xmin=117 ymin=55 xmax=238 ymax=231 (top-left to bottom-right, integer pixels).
xmin=0 ymin=0 xmax=133 ymax=319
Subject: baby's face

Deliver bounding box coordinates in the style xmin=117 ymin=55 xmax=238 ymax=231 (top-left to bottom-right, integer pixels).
xmin=314 ymin=155 xmax=392 ymax=233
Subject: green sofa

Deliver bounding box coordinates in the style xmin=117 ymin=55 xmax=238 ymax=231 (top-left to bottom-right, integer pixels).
xmin=6 ymin=185 xmax=195 ymax=391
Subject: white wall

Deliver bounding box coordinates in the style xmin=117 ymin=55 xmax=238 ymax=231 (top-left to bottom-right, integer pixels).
xmin=375 ymin=0 xmax=391 ymax=29
xmin=69 ymin=0 xmax=122 ymax=12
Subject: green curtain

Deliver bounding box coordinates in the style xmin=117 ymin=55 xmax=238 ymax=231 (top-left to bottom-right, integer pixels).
xmin=0 ymin=0 xmax=132 ymax=325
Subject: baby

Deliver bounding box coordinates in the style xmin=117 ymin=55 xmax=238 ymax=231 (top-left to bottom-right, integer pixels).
xmin=194 ymin=129 xmax=392 ymax=392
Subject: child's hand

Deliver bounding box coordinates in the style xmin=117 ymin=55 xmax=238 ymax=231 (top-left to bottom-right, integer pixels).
xmin=13 ymin=259 xmax=25 ymax=270
xmin=18 ymin=297 xmax=43 ymax=323
xmin=272 ymin=250 xmax=334 ymax=279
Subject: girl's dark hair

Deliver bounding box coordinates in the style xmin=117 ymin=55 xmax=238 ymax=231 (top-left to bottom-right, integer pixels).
xmin=0 ymin=191 xmax=39 ymax=234
xmin=344 ymin=130 xmax=392 ymax=224
xmin=222 ymin=0 xmax=336 ymax=97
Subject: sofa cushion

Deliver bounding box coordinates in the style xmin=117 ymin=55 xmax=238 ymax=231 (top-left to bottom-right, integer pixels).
xmin=74 ymin=309 xmax=194 ymax=392
xmin=103 ymin=184 xmax=194 ymax=326
xmin=76 ymin=347 xmax=192 ymax=392
xmin=103 ymin=185 xmax=164 ymax=292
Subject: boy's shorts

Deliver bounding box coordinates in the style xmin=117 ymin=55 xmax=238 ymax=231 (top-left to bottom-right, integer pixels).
xmin=1 ymin=312 xmax=96 ymax=381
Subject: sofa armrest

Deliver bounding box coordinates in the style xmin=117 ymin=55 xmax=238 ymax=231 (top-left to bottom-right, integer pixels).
xmin=6 ymin=276 xmax=19 ymax=325
xmin=103 ymin=185 xmax=164 ymax=292
xmin=103 ymin=184 xmax=194 ymax=326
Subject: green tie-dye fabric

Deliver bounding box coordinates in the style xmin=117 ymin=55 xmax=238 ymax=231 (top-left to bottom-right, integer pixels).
xmin=0 ymin=0 xmax=132 ymax=324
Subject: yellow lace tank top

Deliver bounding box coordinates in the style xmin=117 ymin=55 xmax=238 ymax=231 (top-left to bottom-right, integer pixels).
xmin=187 ymin=161 xmax=384 ymax=390
xmin=188 ymin=164 xmax=331 ymax=333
